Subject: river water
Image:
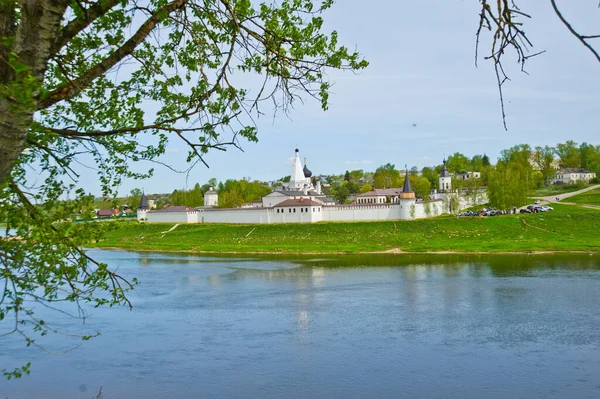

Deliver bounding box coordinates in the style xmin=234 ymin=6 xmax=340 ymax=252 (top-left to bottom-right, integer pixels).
xmin=2 ymin=250 xmax=600 ymax=398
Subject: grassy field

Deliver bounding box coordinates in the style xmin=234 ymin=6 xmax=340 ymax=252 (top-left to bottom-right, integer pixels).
xmin=565 ymin=187 xmax=600 ymax=206
xmin=90 ymin=203 xmax=600 ymax=254
xmin=533 ymin=184 xmax=591 ymax=196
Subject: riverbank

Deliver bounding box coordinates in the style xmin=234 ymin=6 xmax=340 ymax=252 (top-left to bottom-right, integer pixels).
xmin=89 ymin=203 xmax=600 ymax=254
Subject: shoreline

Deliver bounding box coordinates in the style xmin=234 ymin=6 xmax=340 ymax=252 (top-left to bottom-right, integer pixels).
xmin=91 ymin=246 xmax=600 ymax=256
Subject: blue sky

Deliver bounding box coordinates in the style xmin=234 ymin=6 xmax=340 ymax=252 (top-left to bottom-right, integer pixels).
xmin=78 ymin=1 xmax=600 ymax=195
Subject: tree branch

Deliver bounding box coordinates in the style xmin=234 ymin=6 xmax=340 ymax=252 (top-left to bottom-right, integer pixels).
xmin=550 ymin=0 xmax=600 ymax=63
xmin=51 ymin=0 xmax=122 ymax=56
xmin=38 ymin=0 xmax=187 ymax=110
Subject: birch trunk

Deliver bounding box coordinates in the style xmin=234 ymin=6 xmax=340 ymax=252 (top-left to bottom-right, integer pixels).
xmin=0 ymin=0 xmax=68 ymax=182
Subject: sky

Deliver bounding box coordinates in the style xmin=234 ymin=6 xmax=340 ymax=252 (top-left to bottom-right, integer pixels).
xmin=74 ymin=0 xmax=600 ymax=195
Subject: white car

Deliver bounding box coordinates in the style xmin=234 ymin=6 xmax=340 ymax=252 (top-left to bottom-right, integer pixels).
xmin=541 ymin=206 xmax=553 ymax=211
xmin=534 ymin=200 xmax=541 ymax=204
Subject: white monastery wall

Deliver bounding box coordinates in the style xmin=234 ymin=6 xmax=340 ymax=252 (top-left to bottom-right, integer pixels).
xmin=145 ymin=211 xmax=198 ymax=223
xmin=322 ymin=204 xmax=398 ymax=222
xmin=201 ymin=208 xmax=268 ymax=224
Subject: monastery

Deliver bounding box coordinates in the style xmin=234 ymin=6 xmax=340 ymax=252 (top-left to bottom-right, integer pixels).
xmin=137 ymin=149 xmax=487 ymax=224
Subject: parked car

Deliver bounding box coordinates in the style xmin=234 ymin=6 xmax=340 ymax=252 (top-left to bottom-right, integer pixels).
xmin=520 ymin=209 xmax=532 ymax=214
xmin=541 ymin=206 xmax=553 ymax=211
xmin=534 ymin=200 xmax=541 ymax=204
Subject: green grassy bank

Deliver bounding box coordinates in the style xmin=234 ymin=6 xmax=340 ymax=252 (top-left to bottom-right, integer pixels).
xmin=565 ymin=188 xmax=600 ymax=206
xmin=90 ymin=204 xmax=600 ymax=254
xmin=533 ymin=184 xmax=592 ymax=196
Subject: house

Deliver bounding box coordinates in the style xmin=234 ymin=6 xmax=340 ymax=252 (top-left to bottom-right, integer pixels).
xmin=552 ymin=168 xmax=596 ymax=184
xmin=456 ymin=171 xmax=481 ymax=180
xmin=356 ymin=174 xmax=416 ymax=204
xmin=96 ymin=209 xmax=118 ymax=218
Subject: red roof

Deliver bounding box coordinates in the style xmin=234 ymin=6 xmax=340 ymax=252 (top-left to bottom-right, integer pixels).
xmin=357 ymin=188 xmax=402 ymax=197
xmin=97 ymin=209 xmax=116 ymax=217
xmin=274 ymin=198 xmax=322 ymax=207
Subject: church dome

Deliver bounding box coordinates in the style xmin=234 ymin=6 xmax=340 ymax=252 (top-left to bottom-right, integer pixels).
xmin=303 ymin=164 xmax=312 ymax=178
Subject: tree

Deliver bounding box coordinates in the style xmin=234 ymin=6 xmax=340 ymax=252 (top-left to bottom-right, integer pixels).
xmin=486 ymin=163 xmax=531 ymax=210
xmin=499 ymin=144 xmax=532 ymax=168
xmin=446 ymin=153 xmax=471 ymax=174
xmin=533 ymin=146 xmax=556 ymax=185
xmin=348 ymin=170 xmax=365 ymax=182
xmin=359 ymin=183 xmax=373 ymax=194
xmin=373 ymin=163 xmax=401 ymax=189
xmin=556 ymin=141 xmax=581 ymax=168
xmin=344 ymin=170 xmax=351 ymax=182
xmin=471 ymin=155 xmax=484 ymax=172
xmin=0 ymin=0 xmax=367 ymax=378
xmin=128 ymin=188 xmax=143 ymax=210
xmin=482 ymin=154 xmax=490 ymax=167
xmin=332 ymin=184 xmax=349 ymax=204
xmin=421 ymin=167 xmax=439 ymax=190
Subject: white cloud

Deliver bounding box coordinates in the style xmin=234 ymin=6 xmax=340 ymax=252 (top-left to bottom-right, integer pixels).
xmin=284 ymin=157 xmax=295 ymax=165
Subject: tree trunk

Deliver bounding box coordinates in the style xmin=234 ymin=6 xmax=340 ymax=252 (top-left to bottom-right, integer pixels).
xmin=0 ymin=0 xmax=68 ymax=182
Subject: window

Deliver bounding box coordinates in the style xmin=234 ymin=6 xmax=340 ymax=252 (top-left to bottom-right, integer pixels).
xmin=289 ymin=208 xmax=291 ymax=213
xmin=305 ymin=208 xmax=308 ymax=212
xmin=301 ymin=208 xmax=303 ymax=213
xmin=313 ymin=208 xmax=315 ymax=212
xmin=293 ymin=208 xmax=296 ymax=213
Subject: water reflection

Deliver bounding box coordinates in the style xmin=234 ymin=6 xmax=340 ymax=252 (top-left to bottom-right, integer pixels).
xmin=2 ymin=250 xmax=600 ymax=399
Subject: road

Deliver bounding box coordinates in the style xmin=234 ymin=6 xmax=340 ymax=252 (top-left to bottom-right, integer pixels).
xmin=533 ymin=184 xmax=600 ymax=203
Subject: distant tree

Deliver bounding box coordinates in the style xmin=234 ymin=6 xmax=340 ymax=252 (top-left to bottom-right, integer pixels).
xmin=373 ymin=163 xmax=401 ymax=188
xmin=446 ymin=152 xmax=471 ymax=174
xmin=333 ymin=185 xmax=350 ymax=204
xmin=487 ymin=163 xmax=531 ymax=209
xmin=421 ymin=167 xmax=439 ymax=189
xmin=482 ymin=154 xmax=491 ymax=167
xmin=407 ymin=176 xmax=431 ymax=199
xmin=410 ymin=166 xmax=419 ymax=176
xmin=499 ymin=144 xmax=532 ymax=167
xmin=359 ymin=183 xmax=373 ymax=194
xmin=349 ymin=170 xmax=365 ymax=182
xmin=556 ymin=141 xmax=581 ymax=168
xmin=579 ymin=142 xmax=595 ymax=170
xmin=344 ymin=180 xmax=360 ymax=194
xmin=344 ymin=170 xmax=351 ymax=181
xmin=471 ymin=155 xmax=484 ymax=172
xmin=128 ymin=188 xmax=143 ymax=210
xmin=533 ymin=145 xmax=556 ymax=185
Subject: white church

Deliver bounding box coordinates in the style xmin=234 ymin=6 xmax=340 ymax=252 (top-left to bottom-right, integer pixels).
xmin=137 ymin=149 xmax=486 ymax=224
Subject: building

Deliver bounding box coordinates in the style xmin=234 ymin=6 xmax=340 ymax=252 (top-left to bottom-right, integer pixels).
xmin=138 ymin=148 xmax=487 ymax=224
xmin=552 ymin=168 xmax=596 ymax=185
xmin=439 ymin=159 xmax=452 ymax=191
xmin=456 ymin=171 xmax=481 ymax=180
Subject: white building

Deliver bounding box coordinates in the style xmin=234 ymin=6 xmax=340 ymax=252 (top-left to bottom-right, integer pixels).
xmin=552 ymin=168 xmax=596 ymax=185
xmin=439 ymin=159 xmax=452 ymax=191
xmin=456 ymin=171 xmax=481 ymax=180
xmin=138 ymin=149 xmax=487 ymax=224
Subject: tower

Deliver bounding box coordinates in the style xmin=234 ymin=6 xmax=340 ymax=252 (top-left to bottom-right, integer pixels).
xmin=439 ymin=159 xmax=452 ymax=192
xmin=287 ymin=148 xmax=314 ymax=191
xmin=204 ymin=186 xmax=218 ymax=207
xmin=399 ymin=166 xmax=415 ymax=199
xmin=137 ymin=192 xmax=149 ymax=221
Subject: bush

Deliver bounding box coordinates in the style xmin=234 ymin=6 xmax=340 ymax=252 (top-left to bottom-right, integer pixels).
xmin=590 ymin=177 xmax=600 ymax=184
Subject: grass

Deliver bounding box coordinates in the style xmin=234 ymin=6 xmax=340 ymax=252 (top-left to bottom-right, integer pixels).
xmin=533 ymin=184 xmax=591 ymax=196
xmin=89 ymin=203 xmax=600 ymax=254
xmin=565 ymin=187 xmax=600 ymax=206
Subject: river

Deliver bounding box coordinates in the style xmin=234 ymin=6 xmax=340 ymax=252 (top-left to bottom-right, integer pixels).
xmin=2 ymin=250 xmax=600 ymax=398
